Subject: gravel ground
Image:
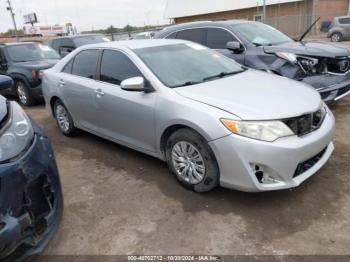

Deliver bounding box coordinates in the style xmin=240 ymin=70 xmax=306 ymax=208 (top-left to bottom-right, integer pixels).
xmin=17 ymin=40 xmax=350 ymax=258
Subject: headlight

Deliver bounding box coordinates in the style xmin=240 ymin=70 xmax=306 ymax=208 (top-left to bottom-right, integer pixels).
xmin=221 ymin=119 xmax=294 ymax=142
xmin=276 ymin=52 xmax=297 ymax=63
xmin=0 ymin=102 xmax=34 ymax=162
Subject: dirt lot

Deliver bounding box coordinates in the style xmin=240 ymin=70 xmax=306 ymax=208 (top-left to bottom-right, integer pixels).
xmin=18 ymin=93 xmax=349 ymax=257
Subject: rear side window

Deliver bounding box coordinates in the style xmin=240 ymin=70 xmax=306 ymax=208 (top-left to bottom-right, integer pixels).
xmin=62 ymin=59 xmax=73 ymax=73
xmin=206 ymin=28 xmax=237 ymax=49
xmin=176 ymin=28 xmax=206 ymax=45
xmin=100 ymin=50 xmax=142 ymax=85
xmin=339 ymin=17 xmax=350 ymax=24
xmin=165 ymin=31 xmax=178 ymax=39
xmin=71 ymin=49 xmax=99 ymax=79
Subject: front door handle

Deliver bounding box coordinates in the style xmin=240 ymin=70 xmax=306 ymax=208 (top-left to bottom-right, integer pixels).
xmin=95 ymin=89 xmax=105 ymax=97
xmin=59 ymin=79 xmax=65 ymax=86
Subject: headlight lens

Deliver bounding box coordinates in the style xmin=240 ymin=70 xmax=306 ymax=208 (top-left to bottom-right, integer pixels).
xmin=276 ymin=52 xmax=297 ymax=63
xmin=0 ymin=102 xmax=34 ymax=162
xmin=221 ymin=119 xmax=294 ymax=142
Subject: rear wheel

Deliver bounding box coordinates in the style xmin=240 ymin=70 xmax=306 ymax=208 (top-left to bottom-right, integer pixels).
xmin=165 ymin=128 xmax=219 ymax=192
xmin=331 ymin=32 xmax=343 ymax=42
xmin=16 ymin=81 xmax=36 ymax=106
xmin=53 ymin=100 xmax=79 ymax=137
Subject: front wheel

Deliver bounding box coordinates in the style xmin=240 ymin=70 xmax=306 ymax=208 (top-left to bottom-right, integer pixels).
xmin=16 ymin=81 xmax=36 ymax=106
xmin=165 ymin=128 xmax=220 ymax=192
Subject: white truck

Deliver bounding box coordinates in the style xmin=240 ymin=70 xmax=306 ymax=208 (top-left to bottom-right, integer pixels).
xmin=24 ymin=25 xmax=67 ymax=36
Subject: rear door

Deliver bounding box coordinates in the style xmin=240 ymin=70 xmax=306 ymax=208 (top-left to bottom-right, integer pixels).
xmin=94 ymin=49 xmax=157 ymax=152
xmin=59 ymin=49 xmax=101 ymax=132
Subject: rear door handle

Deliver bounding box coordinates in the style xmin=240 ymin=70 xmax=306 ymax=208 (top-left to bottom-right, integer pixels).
xmin=95 ymin=89 xmax=105 ymax=97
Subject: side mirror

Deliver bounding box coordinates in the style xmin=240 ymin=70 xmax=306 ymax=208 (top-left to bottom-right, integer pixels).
xmin=121 ymin=77 xmax=145 ymax=92
xmin=0 ymin=75 xmax=14 ymax=90
xmin=226 ymin=41 xmax=243 ymax=53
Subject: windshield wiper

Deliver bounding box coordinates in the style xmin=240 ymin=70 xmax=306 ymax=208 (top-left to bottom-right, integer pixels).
xmin=172 ymin=80 xmax=202 ymax=88
xmin=252 ymin=42 xmax=273 ymax=47
xmin=202 ymin=70 xmax=244 ymax=81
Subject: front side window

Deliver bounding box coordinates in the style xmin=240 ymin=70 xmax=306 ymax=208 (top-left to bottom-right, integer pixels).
xmin=100 ymin=50 xmax=142 ymax=85
xmin=135 ymin=43 xmax=244 ymax=88
xmin=71 ymin=49 xmax=99 ymax=79
xmin=206 ymin=28 xmax=237 ymax=49
xmin=6 ymin=44 xmax=60 ymax=62
xmin=62 ymin=59 xmax=73 ymax=74
xmin=234 ymin=22 xmax=293 ymax=46
xmin=176 ymin=28 xmax=206 ymax=45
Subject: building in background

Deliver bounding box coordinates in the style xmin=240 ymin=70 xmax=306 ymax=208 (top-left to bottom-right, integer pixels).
xmin=164 ymin=0 xmax=350 ymax=36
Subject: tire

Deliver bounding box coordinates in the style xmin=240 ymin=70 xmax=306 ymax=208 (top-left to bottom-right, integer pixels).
xmin=16 ymin=80 xmax=37 ymax=106
xmin=53 ymin=99 xmax=79 ymax=137
xmin=331 ymin=32 xmax=343 ymax=42
xmin=165 ymin=128 xmax=220 ymax=192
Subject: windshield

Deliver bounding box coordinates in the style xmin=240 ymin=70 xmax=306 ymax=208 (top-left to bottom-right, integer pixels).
xmin=73 ymin=35 xmax=110 ymax=47
xmin=135 ymin=43 xmax=244 ymax=88
xmin=7 ymin=44 xmax=60 ymax=62
xmin=234 ymin=22 xmax=293 ymax=46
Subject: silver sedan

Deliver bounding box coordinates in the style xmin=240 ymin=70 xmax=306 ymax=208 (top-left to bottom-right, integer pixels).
xmin=42 ymin=39 xmax=335 ymax=192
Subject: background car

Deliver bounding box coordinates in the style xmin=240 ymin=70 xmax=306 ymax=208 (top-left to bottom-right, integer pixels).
xmin=131 ymin=31 xmax=155 ymax=40
xmin=0 ymin=42 xmax=60 ymax=106
xmin=156 ymin=20 xmax=350 ymax=103
xmin=0 ymin=75 xmax=63 ymax=260
xmin=328 ymin=16 xmax=350 ymax=42
xmin=48 ymin=34 xmax=111 ymax=57
xmin=43 ymin=40 xmax=334 ymax=193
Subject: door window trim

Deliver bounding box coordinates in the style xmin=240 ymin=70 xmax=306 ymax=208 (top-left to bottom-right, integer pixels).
xmin=164 ymin=26 xmax=246 ymax=51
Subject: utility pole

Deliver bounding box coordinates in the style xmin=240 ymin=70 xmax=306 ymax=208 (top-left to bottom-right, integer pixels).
xmin=6 ymin=0 xmax=19 ymax=42
xmin=263 ymin=0 xmax=267 ymax=23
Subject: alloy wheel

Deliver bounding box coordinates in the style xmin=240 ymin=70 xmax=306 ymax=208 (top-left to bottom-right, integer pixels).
xmin=171 ymin=141 xmax=206 ymax=184
xmin=55 ymin=105 xmax=70 ymax=132
xmin=17 ymin=83 xmax=27 ymax=105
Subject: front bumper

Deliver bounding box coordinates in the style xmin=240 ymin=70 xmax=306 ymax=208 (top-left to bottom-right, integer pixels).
xmin=0 ymin=120 xmax=63 ymax=260
xmin=301 ymin=73 xmax=350 ymax=103
xmin=30 ymin=84 xmax=44 ymax=101
xmin=209 ymin=111 xmax=335 ymax=192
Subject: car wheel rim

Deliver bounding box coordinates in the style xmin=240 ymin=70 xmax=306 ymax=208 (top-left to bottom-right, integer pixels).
xmin=171 ymin=141 xmax=205 ymax=184
xmin=332 ymin=34 xmax=340 ymax=41
xmin=17 ymin=83 xmax=27 ymax=104
xmin=55 ymin=105 xmax=70 ymax=132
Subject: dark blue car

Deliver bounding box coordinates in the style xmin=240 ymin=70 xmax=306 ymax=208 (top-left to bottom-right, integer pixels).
xmin=0 ymin=75 xmax=63 ymax=260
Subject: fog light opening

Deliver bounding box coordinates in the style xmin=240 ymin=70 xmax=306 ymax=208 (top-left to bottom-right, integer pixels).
xmin=251 ymin=164 xmax=279 ymax=184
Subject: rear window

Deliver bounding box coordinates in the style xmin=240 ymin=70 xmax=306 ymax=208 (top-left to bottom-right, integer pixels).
xmin=72 ymin=35 xmax=110 ymax=47
xmin=339 ymin=17 xmax=350 ymax=24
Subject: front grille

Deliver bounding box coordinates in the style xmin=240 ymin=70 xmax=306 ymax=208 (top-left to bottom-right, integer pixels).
xmin=294 ymin=147 xmax=327 ymax=177
xmin=283 ymin=107 xmax=326 ymax=136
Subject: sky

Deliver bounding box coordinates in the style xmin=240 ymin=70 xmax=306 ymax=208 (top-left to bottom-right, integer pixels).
xmin=0 ymin=0 xmax=170 ymax=33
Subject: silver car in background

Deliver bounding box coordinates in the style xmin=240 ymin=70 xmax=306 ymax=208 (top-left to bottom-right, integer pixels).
xmin=328 ymin=16 xmax=350 ymax=42
xmin=42 ymin=40 xmax=335 ymax=192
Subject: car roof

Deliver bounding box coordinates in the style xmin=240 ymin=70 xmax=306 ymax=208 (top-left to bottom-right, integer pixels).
xmin=50 ymin=34 xmax=104 ymax=41
xmin=157 ymin=19 xmax=251 ymax=35
xmin=335 ymin=16 xmax=350 ymax=19
xmin=82 ymin=39 xmax=192 ymax=50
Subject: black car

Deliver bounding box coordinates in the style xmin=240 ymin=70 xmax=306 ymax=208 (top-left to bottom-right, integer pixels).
xmin=48 ymin=34 xmax=110 ymax=57
xmin=0 ymin=75 xmax=63 ymax=260
xmin=156 ymin=20 xmax=350 ymax=103
xmin=0 ymin=42 xmax=60 ymax=106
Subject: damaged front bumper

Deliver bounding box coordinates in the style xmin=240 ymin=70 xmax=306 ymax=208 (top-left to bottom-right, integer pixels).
xmin=301 ymin=73 xmax=350 ymax=103
xmin=0 ymin=120 xmax=63 ymax=260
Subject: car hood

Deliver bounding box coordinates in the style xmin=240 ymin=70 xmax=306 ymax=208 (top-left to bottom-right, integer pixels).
xmin=175 ymin=70 xmax=321 ymax=120
xmin=12 ymin=59 xmax=60 ymax=70
xmin=264 ymin=41 xmax=350 ymax=58
xmin=0 ymin=95 xmax=7 ymax=123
